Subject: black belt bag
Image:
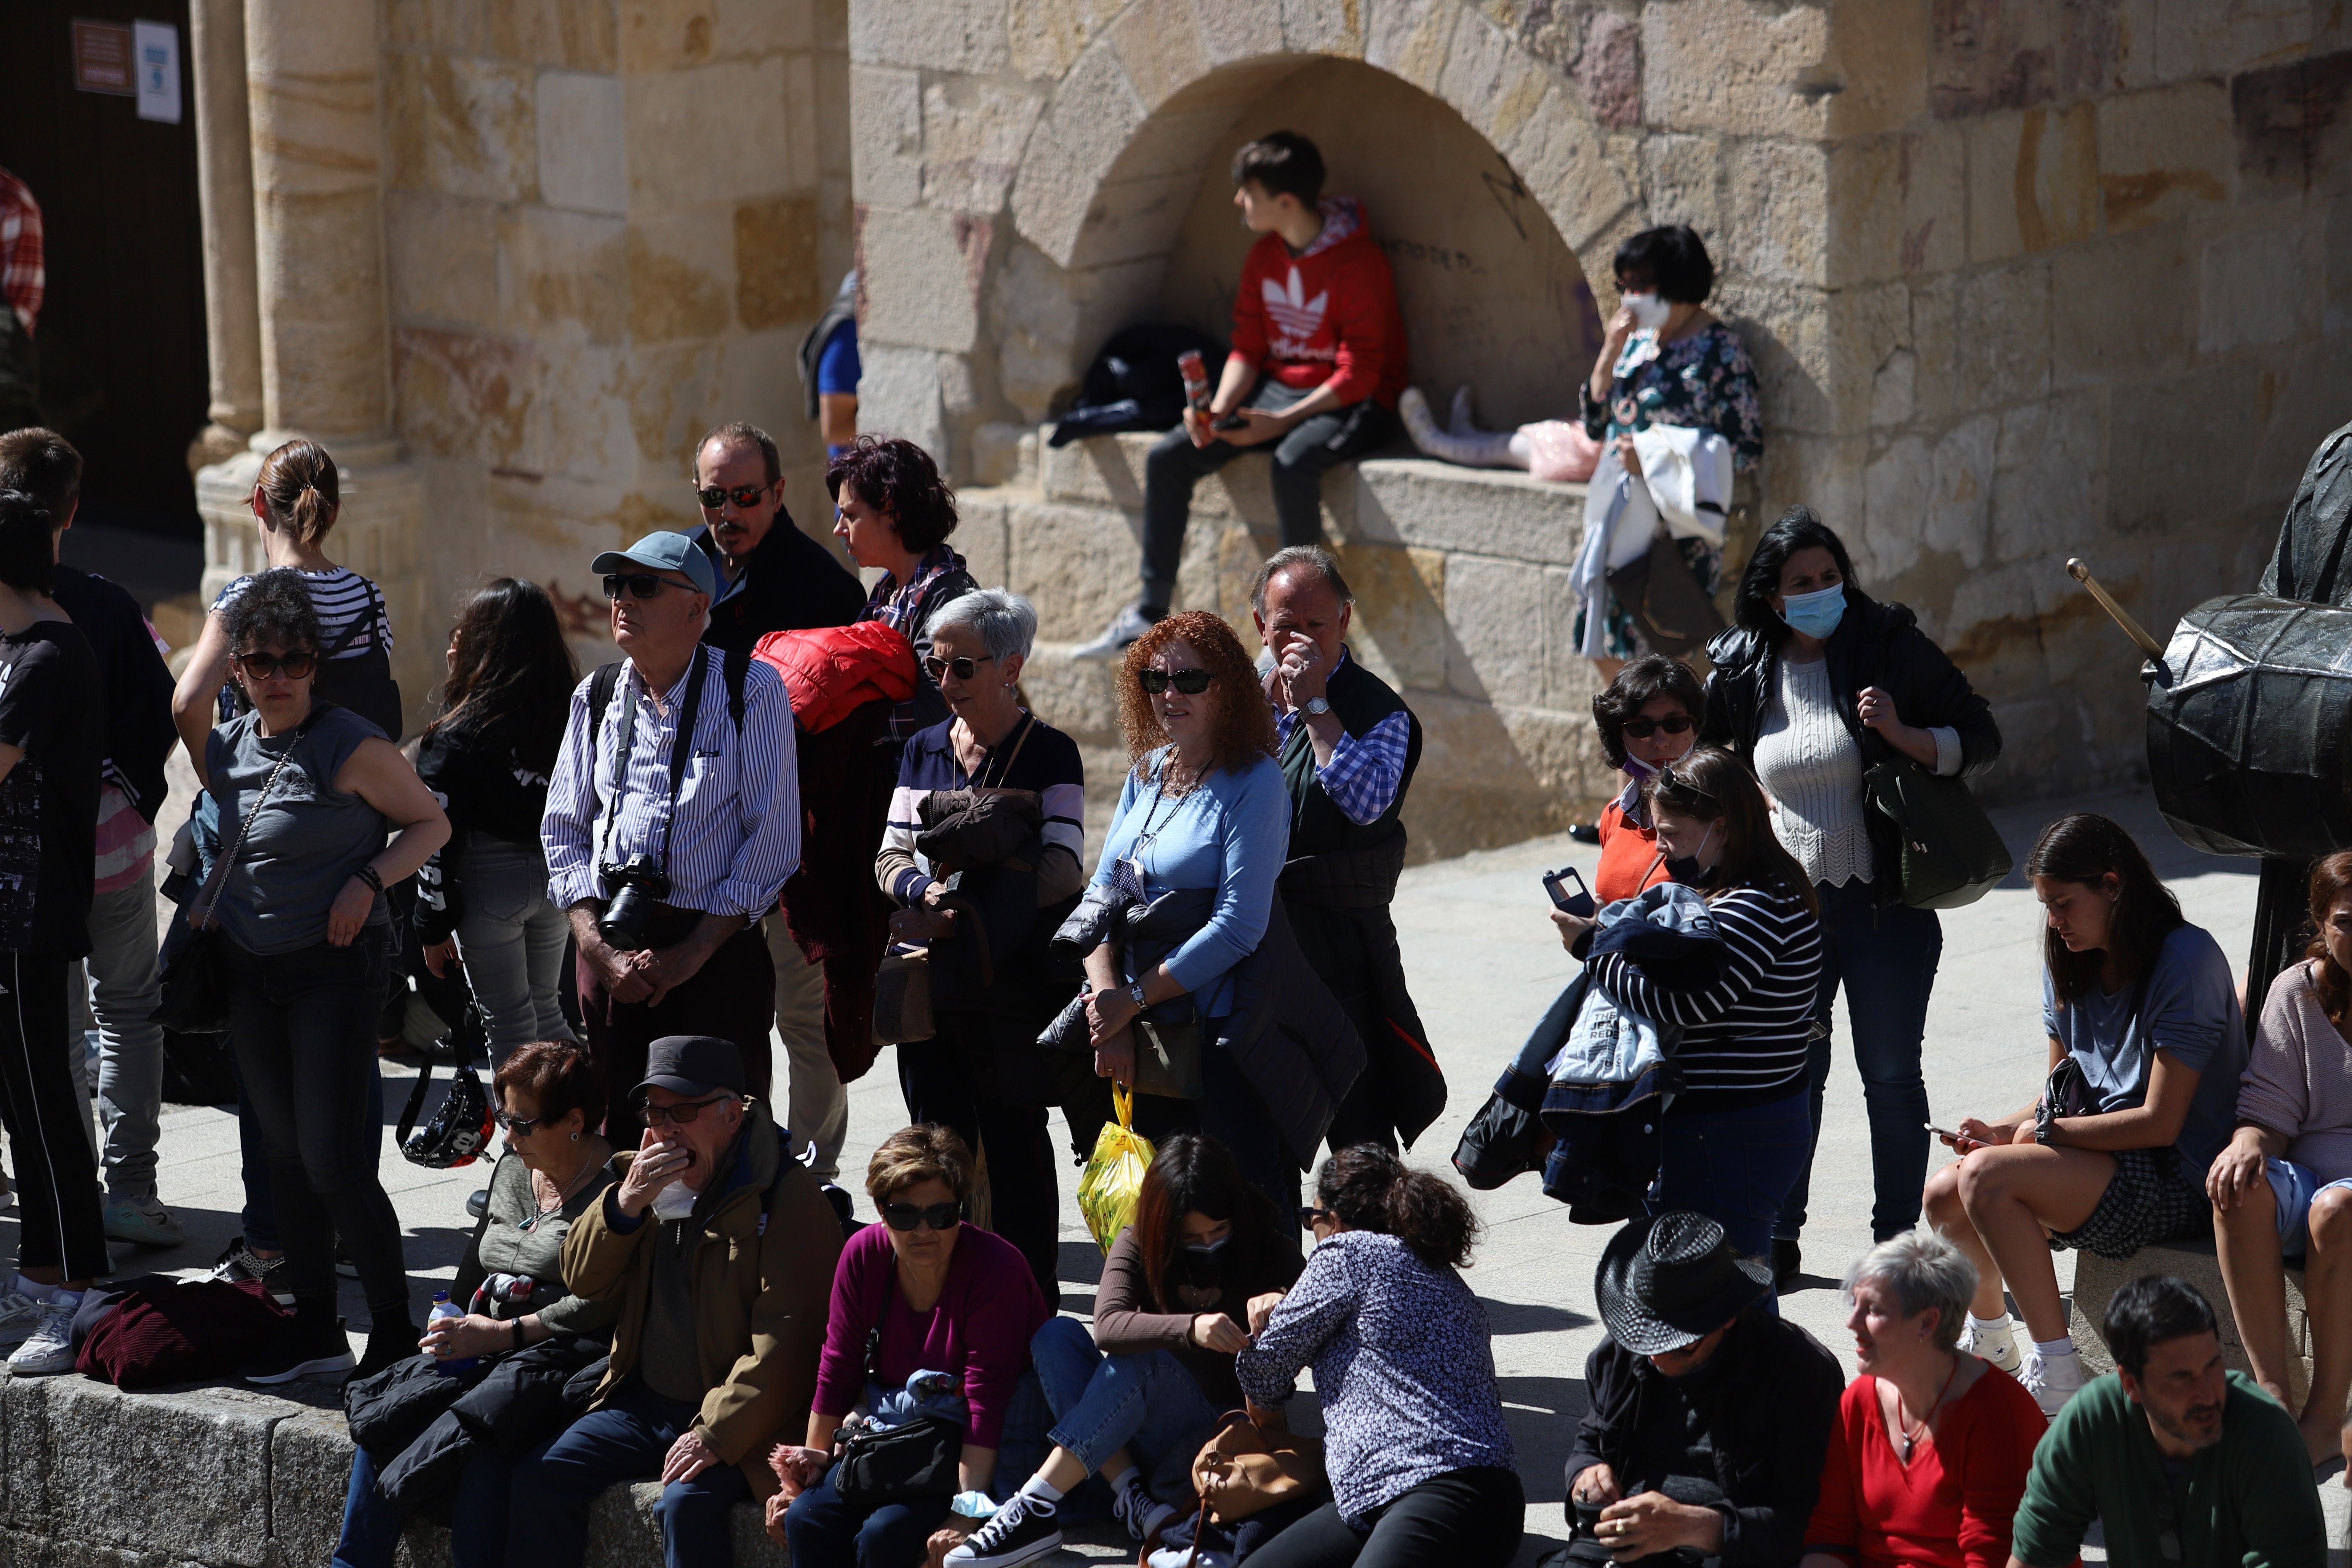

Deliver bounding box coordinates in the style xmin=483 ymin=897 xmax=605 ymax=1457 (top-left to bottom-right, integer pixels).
xmin=830 ymin=1268 xmax=963 ymax=1507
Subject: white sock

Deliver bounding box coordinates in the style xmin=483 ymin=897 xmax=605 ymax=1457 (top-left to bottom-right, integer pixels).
xmin=11 ymin=1273 xmax=54 ymax=1303
xmin=1018 ymin=1474 xmax=1064 ymax=1504
xmin=1967 ymin=1312 xmax=2013 ymax=1336
xmin=1110 ymin=1465 xmax=1142 ymax=1494
xmin=2032 ymin=1336 xmax=2078 ymax=1361
xmin=49 ymin=1288 xmax=82 ymax=1309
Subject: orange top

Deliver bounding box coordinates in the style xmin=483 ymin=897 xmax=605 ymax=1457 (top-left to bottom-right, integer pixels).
xmin=1594 ymin=796 xmax=1671 ymax=905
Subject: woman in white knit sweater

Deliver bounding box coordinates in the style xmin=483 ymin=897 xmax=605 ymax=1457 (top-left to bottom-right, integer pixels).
xmin=1699 ymin=508 xmax=2000 ymax=1285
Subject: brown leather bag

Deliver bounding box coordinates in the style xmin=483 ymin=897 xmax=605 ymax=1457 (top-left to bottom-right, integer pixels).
xmin=1188 ymin=1409 xmax=1325 ymax=1524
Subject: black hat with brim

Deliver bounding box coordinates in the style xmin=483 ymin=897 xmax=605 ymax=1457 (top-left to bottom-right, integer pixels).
xmin=1594 ymin=1212 xmax=1774 ymax=1355
xmin=634 ymin=1034 xmax=746 ymax=1101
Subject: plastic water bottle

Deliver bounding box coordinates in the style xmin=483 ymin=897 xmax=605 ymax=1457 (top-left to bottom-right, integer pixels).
xmin=427 ymin=1291 xmax=475 ymax=1378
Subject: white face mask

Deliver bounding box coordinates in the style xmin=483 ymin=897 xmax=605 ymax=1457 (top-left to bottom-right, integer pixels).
xmin=651 ymin=1180 xmax=699 ymax=1220
xmin=1623 ymin=291 xmax=1671 ymax=331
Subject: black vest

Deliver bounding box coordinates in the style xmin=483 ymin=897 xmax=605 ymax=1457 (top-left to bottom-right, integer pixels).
xmin=1278 ymin=652 xmax=1421 ymax=858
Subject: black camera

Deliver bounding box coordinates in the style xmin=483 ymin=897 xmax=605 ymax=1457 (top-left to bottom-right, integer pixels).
xmin=598 ymin=854 xmax=670 ymax=949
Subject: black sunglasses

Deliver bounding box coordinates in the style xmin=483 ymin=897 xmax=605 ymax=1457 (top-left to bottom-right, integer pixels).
xmin=234 ymin=649 xmax=317 ymax=681
xmin=1621 ymin=714 xmax=1694 ymax=740
xmin=639 ymin=1094 xmax=731 ymax=1127
xmin=922 ymin=653 xmax=997 ymax=682
xmin=604 ymin=573 xmax=692 ymax=602
xmin=882 ymin=1200 xmax=961 ymax=1233
xmin=1298 ymin=1205 xmax=1335 ymax=1231
xmin=694 ymin=482 xmax=768 ymax=510
xmin=495 ymin=1110 xmax=544 ymax=1136
xmin=1139 ymin=668 xmax=1213 ymax=696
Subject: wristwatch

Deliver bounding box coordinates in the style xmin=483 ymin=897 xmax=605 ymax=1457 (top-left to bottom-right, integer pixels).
xmin=1127 ymin=979 xmax=1149 ymax=1009
xmin=1302 ymin=696 xmax=1331 ymax=717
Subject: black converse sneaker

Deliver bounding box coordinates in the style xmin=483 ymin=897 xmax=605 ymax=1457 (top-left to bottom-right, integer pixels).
xmin=945 ymin=1491 xmax=1063 ymax=1568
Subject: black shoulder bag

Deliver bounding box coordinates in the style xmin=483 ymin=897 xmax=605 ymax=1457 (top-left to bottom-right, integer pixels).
xmin=830 ymin=1267 xmax=964 ymax=1506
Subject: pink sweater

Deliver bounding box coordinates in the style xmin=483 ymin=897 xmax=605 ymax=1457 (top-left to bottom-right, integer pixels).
xmin=812 ymin=1221 xmax=1050 ymax=1448
xmin=2240 ymin=961 xmax=2352 ymax=1183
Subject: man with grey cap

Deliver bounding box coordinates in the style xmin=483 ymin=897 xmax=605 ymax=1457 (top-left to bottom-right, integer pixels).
xmin=1563 ymin=1213 xmax=1841 ymax=1565
xmin=511 ymin=1034 xmax=840 ymax=1567
xmin=542 ymin=530 xmax=802 ymax=1145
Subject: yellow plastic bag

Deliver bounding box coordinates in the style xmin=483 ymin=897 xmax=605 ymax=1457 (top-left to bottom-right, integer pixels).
xmin=1077 ymin=1084 xmax=1155 ymax=1253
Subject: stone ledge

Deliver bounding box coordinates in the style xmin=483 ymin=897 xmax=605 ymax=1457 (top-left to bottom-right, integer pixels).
xmin=2068 ymin=1235 xmax=2311 ymax=1404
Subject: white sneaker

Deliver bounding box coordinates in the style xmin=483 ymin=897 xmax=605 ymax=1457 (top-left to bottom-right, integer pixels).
xmin=0 ymin=1283 xmax=51 ymax=1351
xmin=7 ymin=1298 xmax=78 ymax=1375
xmin=2020 ymin=1348 xmax=2086 ymax=1416
xmin=1072 ymin=604 xmax=1158 ymax=662
xmin=1957 ymin=1318 xmax=2023 ymax=1374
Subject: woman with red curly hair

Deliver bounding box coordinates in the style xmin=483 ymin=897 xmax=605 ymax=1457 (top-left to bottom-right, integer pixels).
xmin=1078 ymin=610 xmax=1298 ymax=1207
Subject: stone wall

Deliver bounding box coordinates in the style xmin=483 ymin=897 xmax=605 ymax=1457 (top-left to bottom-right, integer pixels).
xmin=851 ymin=0 xmax=2352 ymax=831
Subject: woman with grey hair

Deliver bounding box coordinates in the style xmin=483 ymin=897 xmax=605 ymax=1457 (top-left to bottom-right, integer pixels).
xmin=874 ymin=586 xmax=1088 ymax=1298
xmin=1799 ymin=1231 xmax=2050 ymax=1568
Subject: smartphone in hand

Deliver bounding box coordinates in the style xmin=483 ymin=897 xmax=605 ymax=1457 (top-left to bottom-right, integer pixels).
xmin=1543 ymin=865 xmax=1596 ymax=918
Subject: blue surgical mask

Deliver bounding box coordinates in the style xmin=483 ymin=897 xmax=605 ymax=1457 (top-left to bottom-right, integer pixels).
xmin=1779 ymin=583 xmax=1846 ymax=640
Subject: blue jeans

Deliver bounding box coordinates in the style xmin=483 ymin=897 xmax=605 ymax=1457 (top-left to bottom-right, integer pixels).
xmin=785 ymin=1466 xmax=953 ymax=1568
xmin=1651 ymin=1090 xmax=1813 ymax=1259
xmin=1775 ymin=880 xmax=1943 ymax=1242
xmin=333 ymin=1441 xmax=513 ymax=1568
xmin=1031 ymin=1317 xmax=1221 ymax=1496
xmin=507 ymin=1379 xmax=752 ymax=1568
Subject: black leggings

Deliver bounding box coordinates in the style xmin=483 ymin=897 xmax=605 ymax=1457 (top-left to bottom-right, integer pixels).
xmin=0 ymin=951 xmax=107 ymax=1279
xmin=1247 ymin=1467 xmax=1525 ymax=1568
xmin=227 ymin=929 xmax=412 ymax=1329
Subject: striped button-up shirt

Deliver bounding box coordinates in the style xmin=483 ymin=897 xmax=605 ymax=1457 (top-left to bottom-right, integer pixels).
xmin=542 ymin=647 xmax=802 ymax=919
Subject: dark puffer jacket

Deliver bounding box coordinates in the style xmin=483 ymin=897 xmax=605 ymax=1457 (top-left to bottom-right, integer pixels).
xmin=1701 ymin=597 xmax=1999 ymax=903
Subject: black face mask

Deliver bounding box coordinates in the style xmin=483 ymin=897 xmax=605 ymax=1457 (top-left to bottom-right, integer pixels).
xmin=1179 ymin=1236 xmax=1228 ymax=1287
xmin=1663 ymin=825 xmax=1718 ymax=889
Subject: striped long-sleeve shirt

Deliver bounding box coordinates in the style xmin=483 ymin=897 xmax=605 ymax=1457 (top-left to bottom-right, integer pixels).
xmin=542 ymin=646 xmax=801 ymax=919
xmin=1587 ymin=879 xmax=1822 ymax=1105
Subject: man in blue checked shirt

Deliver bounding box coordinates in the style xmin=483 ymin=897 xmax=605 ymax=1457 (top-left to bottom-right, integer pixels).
xmin=542 ymin=530 xmax=802 ymax=1144
xmin=1253 ymin=546 xmax=1445 ymax=1156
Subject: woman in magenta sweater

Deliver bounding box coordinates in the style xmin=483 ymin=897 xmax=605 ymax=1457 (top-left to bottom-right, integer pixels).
xmin=1801 ymin=1233 xmax=2049 ymax=1568
xmin=775 ymin=1124 xmax=1051 ymax=1568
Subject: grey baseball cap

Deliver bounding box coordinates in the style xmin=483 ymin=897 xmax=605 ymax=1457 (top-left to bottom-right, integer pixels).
xmin=591 ymin=530 xmax=716 ymax=599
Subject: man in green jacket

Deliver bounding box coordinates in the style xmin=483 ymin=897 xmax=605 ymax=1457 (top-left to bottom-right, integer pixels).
xmin=2009 ymin=1276 xmax=2322 ymax=1568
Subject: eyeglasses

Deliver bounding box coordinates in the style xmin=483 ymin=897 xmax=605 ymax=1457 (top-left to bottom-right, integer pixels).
xmin=882 ymin=1200 xmax=962 ymax=1233
xmin=1139 ymin=668 xmax=1213 ymax=696
xmin=604 ymin=573 xmax=692 ymax=602
xmin=495 ymin=1110 xmax=544 ymax=1136
xmin=233 ymin=649 xmax=317 ymax=681
xmin=639 ymin=1094 xmax=732 ymax=1127
xmin=1297 ymin=1205 xmax=1335 ymax=1231
xmin=694 ymin=483 xmax=769 ymax=510
xmin=922 ymin=654 xmax=997 ymax=682
xmin=1621 ymin=715 xmax=1694 ymax=740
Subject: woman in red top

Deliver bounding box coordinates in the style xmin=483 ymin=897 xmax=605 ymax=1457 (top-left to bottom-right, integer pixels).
xmin=1802 ymin=1232 xmax=2052 ymax=1568
xmin=1589 ymin=655 xmax=1704 ymax=903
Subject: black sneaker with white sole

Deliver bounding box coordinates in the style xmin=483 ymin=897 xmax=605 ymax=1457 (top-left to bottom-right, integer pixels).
xmin=240 ymin=1314 xmax=356 ymax=1385
xmin=945 ymin=1492 xmax=1063 ymax=1568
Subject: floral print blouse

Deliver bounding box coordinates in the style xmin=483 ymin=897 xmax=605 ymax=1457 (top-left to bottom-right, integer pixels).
xmin=1579 ymin=319 xmax=1764 ymax=472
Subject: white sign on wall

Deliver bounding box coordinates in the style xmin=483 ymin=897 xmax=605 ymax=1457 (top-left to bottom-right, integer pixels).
xmin=133 ymin=20 xmax=181 ymax=124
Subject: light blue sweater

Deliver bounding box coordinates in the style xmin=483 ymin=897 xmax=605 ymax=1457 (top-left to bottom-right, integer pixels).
xmin=1090 ymin=748 xmax=1289 ymax=1018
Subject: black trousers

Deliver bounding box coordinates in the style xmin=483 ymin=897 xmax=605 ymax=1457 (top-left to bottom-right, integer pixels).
xmin=897 ymin=1016 xmax=1061 ymax=1303
xmin=1247 ymin=1467 xmax=1524 ymax=1568
xmin=0 ymin=951 xmax=107 ymax=1279
xmin=225 ymin=929 xmax=412 ymax=1326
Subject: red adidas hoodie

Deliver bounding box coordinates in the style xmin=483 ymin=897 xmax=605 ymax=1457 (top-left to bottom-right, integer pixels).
xmin=1227 ymin=196 xmax=1410 ymax=409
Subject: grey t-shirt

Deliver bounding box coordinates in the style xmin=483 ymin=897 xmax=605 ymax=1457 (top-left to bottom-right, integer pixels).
xmin=2042 ymin=922 xmax=2245 ymax=1174
xmin=204 ymin=703 xmax=391 ymax=954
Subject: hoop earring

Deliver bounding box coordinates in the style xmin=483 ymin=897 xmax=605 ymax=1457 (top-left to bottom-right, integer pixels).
xmin=571 ymin=1131 xmax=581 ymax=1141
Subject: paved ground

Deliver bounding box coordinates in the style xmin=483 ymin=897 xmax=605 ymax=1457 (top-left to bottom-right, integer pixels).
xmin=24 ymin=776 xmax=2352 ymax=1561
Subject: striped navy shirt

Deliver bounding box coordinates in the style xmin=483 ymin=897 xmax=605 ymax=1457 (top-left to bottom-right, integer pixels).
xmin=1587 ymin=879 xmax=1822 ymax=1104
xmin=542 ymin=647 xmax=801 ymax=920
xmin=882 ymin=712 xmax=1084 ymax=905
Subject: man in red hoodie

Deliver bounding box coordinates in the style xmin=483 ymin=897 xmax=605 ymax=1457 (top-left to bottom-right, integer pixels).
xmin=1074 ymin=132 xmax=1409 ymax=658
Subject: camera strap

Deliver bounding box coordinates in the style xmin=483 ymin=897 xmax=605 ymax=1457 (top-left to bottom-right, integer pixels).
xmin=598 ymin=648 xmax=714 ymax=881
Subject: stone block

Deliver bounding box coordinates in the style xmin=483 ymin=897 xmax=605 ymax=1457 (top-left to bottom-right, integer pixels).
xmin=1004 ymin=496 xmax=1148 ymax=638
xmin=487 ymin=0 xmax=620 ymax=70
xmin=735 ymin=193 xmax=822 ymax=329
xmin=919 ymin=80 xmax=1043 ymax=214
xmin=2108 ymin=360 xmax=2261 ymax=536
xmin=1760 ymin=433 xmax=1864 ymax=539
xmin=500 ymin=206 xmax=627 ymax=346
xmin=850 ymin=0 xmax=1011 ymax=71
xmin=2070 ymin=1236 xmax=2309 ymax=1403
xmin=1008 ymin=0 xmax=1125 ymax=80
xmin=1352 ymin=458 xmax=1588 ymax=567
xmin=1717 ymin=277 xmax=1834 ymax=436
xmin=955 ymin=489 xmax=1011 ymax=587
xmin=385 ymin=0 xmax=482 ymax=53
xmin=860 ymin=207 xmax=984 ymax=353
xmin=969 ymin=423 xmax=1031 ymax=488
xmin=1906 ymin=272 xmax=1960 ymax=426
xmin=1281 ymin=0 xmax=1366 ymax=59
xmin=1638 ymin=133 xmax=1724 ymax=245
xmin=1823 ymin=0 xmax=1928 ymax=137
xmin=1366 ymin=0 xmax=1459 ymax=96
xmin=1443 ymin=553 xmax=1547 ymax=706
xmin=1570 ymin=9 xmax=1640 ymax=130
xmin=1018 ymin=639 xmax=1126 ymax=744
xmin=386 ymin=53 xmax=540 ymax=203
xmin=1191 ymin=0 xmax=1285 ymax=67
xmin=2096 ymin=81 xmax=2234 ymax=233
xmin=625 ymin=61 xmax=793 ymax=208
xmin=854 ymin=343 xmax=946 ymax=464
xmin=1108 ymin=0 xmax=1207 ymax=110
xmin=1859 ymin=433 xmax=1933 ymax=583
xmin=1965 ymin=104 xmax=2098 ymax=265
xmin=1040 ymin=431 xmax=1155 ymax=508
xmin=850 ymin=65 xmax=924 ymax=208
xmin=2049 ymin=227 xmax=2190 ymax=392
xmin=1501 ymin=85 xmax=1639 ymax=255
xmin=1068 ymin=172 xmax=1201 ymax=268
xmin=1335 ymin=540 xmax=1447 ymax=692
xmin=1928 ymin=0 xmax=2124 ymax=118
xmin=2232 ymin=52 xmax=2352 ymax=202
xmin=388 ymin=192 xmax=499 ymax=330
xmin=1727 ymin=138 xmax=1830 ymax=286
xmin=1009 ymin=116 xmax=1097 ymax=270
xmin=714 ymin=0 xmax=817 ymax=55
xmin=2151 ymin=0 xmax=2310 ymax=84
xmin=1642 ymin=0 xmax=1833 ymax=140
xmin=395 ymin=326 xmax=538 ymax=466
xmin=7 ymin=1375 xmax=275 ymax=1563
xmin=1924 ymin=413 xmax=1995 ymax=571
xmin=1991 ymin=391 xmax=2103 ymax=567
xmin=537 ymin=70 xmax=627 ymax=215
xmin=272 ymin=1406 xmax=360 ymax=1568
xmin=2199 ymin=221 xmax=2306 ymax=352
xmin=1827 ymin=126 xmax=1965 ymax=285
xmin=626 ymin=209 xmax=735 ymax=343
xmin=1954 ymin=259 xmax=2050 ymax=409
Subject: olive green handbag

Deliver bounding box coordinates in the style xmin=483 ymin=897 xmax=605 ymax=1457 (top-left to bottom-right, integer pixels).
xmin=1863 ymin=760 xmax=2013 ymax=910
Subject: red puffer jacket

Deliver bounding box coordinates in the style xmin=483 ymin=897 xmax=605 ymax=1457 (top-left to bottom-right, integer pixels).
xmin=752 ymin=622 xmax=917 ymax=733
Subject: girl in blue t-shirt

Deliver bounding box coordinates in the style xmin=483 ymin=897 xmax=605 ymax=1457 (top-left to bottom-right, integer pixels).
xmin=1921 ymin=813 xmax=2243 ymax=1419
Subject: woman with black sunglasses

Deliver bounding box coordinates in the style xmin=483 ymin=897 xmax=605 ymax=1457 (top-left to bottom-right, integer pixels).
xmin=201 ymin=569 xmax=448 ymax=1384
xmin=876 ymin=589 xmax=1087 ymax=1301
xmin=1588 ymin=654 xmax=1706 ymax=903
xmin=779 ymin=1123 xmax=1054 ymax=1566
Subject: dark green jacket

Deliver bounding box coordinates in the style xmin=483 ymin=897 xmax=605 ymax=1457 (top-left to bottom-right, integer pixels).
xmin=2011 ymin=1371 xmax=2322 ymax=1568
